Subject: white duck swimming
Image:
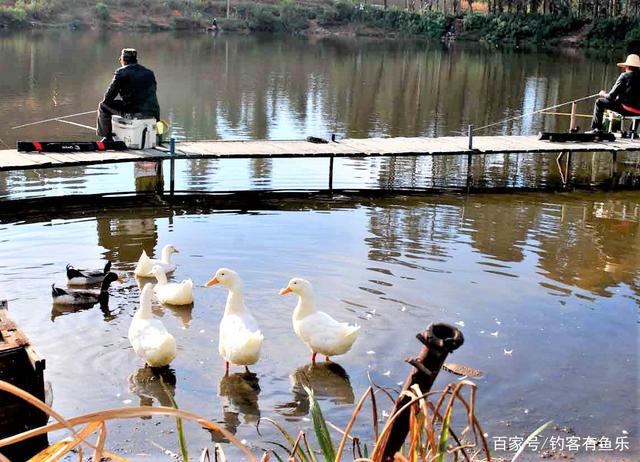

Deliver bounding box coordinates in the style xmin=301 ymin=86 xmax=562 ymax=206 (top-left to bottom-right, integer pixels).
xmin=280 ymin=278 xmax=360 ymax=363
xmin=128 ymin=284 xmax=177 ymax=368
xmin=151 ymin=265 xmax=194 ymax=306
xmin=134 ymin=245 xmax=179 ymax=277
xmin=206 ymin=268 xmax=263 ymax=375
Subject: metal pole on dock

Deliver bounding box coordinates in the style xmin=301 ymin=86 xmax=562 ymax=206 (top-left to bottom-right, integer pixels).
xmin=375 ymin=323 xmax=464 ymax=462
xmin=169 ymin=138 xmax=176 ymax=196
xmin=328 ymin=155 xmax=334 ymax=192
xmin=466 ymin=125 xmax=474 ymax=191
xmin=468 ymin=124 xmax=473 ymax=150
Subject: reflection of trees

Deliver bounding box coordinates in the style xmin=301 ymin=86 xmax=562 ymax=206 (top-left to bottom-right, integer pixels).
xmin=365 ymin=195 xmax=640 ymax=299
xmin=462 ymin=196 xmax=538 ymax=262
xmin=534 ymin=200 xmax=640 ymax=297
xmin=366 ymin=198 xmax=454 ymax=265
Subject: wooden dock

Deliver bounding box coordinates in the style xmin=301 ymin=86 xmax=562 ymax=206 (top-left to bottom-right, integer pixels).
xmin=0 ymin=135 xmax=639 ymax=172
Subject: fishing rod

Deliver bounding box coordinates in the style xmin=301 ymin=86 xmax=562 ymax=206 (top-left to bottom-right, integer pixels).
xmin=11 ymin=110 xmax=97 ymax=130
xmin=473 ymin=93 xmax=600 ymax=132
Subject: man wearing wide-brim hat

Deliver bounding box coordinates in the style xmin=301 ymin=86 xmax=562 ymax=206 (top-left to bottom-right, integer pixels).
xmin=589 ymin=53 xmax=640 ymax=133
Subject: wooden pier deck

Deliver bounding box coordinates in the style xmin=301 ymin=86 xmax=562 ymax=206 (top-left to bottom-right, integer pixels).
xmin=0 ymin=135 xmax=639 ymax=172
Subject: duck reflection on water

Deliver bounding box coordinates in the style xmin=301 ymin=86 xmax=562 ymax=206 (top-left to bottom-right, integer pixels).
xmin=134 ymin=275 xmax=194 ymax=327
xmin=276 ymin=361 xmax=354 ymax=418
xmin=128 ymin=365 xmax=177 ymax=419
xmin=210 ymin=372 xmax=260 ymax=442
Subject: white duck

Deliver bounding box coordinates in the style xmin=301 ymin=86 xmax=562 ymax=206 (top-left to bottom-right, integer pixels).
xmin=280 ymin=278 xmax=360 ymax=363
xmin=128 ymin=284 xmax=177 ymax=368
xmin=151 ymin=265 xmax=194 ymax=305
xmin=134 ymin=245 xmax=179 ymax=277
xmin=206 ymin=268 xmax=263 ymax=375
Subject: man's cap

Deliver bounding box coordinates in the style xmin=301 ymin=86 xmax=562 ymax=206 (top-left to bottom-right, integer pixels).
xmin=617 ymin=54 xmax=640 ymax=69
xmin=121 ymin=48 xmax=138 ymax=62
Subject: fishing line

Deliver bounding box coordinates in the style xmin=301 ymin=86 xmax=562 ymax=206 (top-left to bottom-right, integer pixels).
xmin=11 ymin=110 xmax=97 ymax=130
xmin=473 ymin=93 xmax=600 ymax=133
xmin=0 ymin=135 xmax=10 ymax=149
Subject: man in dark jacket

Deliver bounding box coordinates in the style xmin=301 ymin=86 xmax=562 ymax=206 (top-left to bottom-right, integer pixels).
xmin=97 ymin=48 xmax=160 ymax=141
xmin=590 ymin=54 xmax=640 ymax=133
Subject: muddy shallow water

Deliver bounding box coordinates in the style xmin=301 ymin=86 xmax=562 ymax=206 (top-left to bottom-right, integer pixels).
xmin=0 ymin=192 xmax=637 ymax=459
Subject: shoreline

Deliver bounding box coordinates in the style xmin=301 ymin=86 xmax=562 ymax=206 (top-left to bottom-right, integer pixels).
xmin=1 ymin=3 xmax=637 ymax=50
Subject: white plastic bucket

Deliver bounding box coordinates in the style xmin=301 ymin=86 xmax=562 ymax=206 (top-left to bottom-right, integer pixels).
xmin=112 ymin=116 xmax=157 ymax=149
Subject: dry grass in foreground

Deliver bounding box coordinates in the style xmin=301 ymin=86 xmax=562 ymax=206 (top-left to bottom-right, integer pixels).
xmin=0 ymin=377 xmax=550 ymax=461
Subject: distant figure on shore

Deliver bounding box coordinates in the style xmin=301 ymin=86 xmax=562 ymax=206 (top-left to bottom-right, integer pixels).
xmin=589 ymin=54 xmax=640 ymax=133
xmin=210 ymin=17 xmax=218 ymax=32
xmin=97 ymin=48 xmax=160 ymax=142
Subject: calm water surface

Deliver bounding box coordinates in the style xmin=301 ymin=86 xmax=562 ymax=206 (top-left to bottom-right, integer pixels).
xmin=0 ymin=193 xmax=638 ymax=459
xmin=0 ymin=31 xmax=638 ymax=460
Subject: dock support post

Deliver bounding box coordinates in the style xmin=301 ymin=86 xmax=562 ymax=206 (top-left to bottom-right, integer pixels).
xmin=154 ymin=160 xmax=164 ymax=195
xmin=566 ymin=151 xmax=573 ymax=188
xmin=570 ymin=102 xmax=578 ymax=132
xmin=466 ymin=152 xmax=473 ymax=192
xmin=611 ymin=151 xmax=618 ymax=189
xmin=328 ymin=155 xmax=334 ymax=192
xmin=169 ymin=138 xmax=176 ymax=196
xmin=375 ymin=323 xmax=464 ymax=462
xmin=467 ymin=124 xmax=473 ymax=150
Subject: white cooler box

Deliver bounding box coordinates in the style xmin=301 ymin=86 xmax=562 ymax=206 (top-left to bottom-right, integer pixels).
xmin=112 ymin=116 xmax=157 ymax=149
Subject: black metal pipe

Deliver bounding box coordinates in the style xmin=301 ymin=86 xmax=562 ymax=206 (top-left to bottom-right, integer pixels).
xmin=329 ymin=155 xmax=334 ymax=191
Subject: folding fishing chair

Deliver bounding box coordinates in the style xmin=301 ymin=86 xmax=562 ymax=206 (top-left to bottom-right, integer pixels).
xmin=604 ymin=110 xmax=640 ymax=139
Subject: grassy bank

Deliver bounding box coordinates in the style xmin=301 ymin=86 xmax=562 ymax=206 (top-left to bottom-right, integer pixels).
xmin=1 ymin=0 xmax=639 ymax=49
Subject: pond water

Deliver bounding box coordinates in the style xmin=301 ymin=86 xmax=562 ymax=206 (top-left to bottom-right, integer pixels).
xmin=0 ymin=30 xmax=638 ymax=460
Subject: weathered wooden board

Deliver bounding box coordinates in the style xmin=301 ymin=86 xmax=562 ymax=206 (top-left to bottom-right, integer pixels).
xmin=1 ymin=135 xmax=639 ymax=172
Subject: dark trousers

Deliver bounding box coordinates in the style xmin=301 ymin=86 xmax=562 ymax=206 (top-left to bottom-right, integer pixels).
xmin=591 ymin=97 xmax=634 ymax=130
xmin=96 ymin=101 xmax=124 ymax=137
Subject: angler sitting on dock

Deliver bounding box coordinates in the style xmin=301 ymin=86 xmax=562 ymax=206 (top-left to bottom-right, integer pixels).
xmin=97 ymin=48 xmax=160 ymax=142
xmin=589 ymin=54 xmax=640 ymax=134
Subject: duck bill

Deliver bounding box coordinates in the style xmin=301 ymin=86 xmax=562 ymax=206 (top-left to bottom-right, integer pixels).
xmin=206 ymin=277 xmax=220 ymax=287
xmin=174 ymin=248 xmax=180 ymax=253
xmin=279 ymin=287 xmax=292 ymax=295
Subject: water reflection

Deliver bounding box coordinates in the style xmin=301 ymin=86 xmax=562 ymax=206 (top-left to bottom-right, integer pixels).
xmin=277 ymin=362 xmax=354 ymax=417
xmin=364 ymin=194 xmax=640 ymax=300
xmin=50 ymin=300 xmax=116 ymax=322
xmin=212 ymin=372 xmax=260 ymax=441
xmin=128 ymin=366 xmax=177 ymax=418
xmin=164 ymin=303 xmax=194 ymax=328
xmin=0 ymin=31 xmax=622 ymax=147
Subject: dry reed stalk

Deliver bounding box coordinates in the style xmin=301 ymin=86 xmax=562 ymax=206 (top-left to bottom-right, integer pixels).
xmin=289 ymin=431 xmax=305 ymax=460
xmin=370 ymin=389 xmax=446 ymax=460
xmin=0 ymin=379 xmax=257 ymax=462
xmin=335 ymin=386 xmax=372 ymax=462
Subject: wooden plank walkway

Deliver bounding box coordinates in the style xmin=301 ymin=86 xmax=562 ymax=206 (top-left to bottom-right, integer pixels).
xmin=0 ymin=135 xmax=638 ymax=172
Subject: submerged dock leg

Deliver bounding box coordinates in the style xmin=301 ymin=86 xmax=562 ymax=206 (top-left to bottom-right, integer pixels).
xmin=611 ymin=151 xmax=618 ymax=189
xmin=328 ymin=155 xmax=334 ymax=192
xmin=466 ymin=152 xmax=473 ymax=192
xmin=170 ymin=138 xmax=176 ymax=196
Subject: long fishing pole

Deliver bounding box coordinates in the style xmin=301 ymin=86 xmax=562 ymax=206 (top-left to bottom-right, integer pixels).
xmin=11 ymin=110 xmax=97 ymax=130
xmin=473 ymin=93 xmax=599 ymax=132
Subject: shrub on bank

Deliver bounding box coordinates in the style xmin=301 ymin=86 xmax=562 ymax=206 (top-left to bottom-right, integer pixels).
xmin=95 ymin=2 xmax=110 ymax=22
xmin=588 ymin=16 xmax=640 ymax=49
xmin=460 ymin=13 xmax=584 ymax=45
